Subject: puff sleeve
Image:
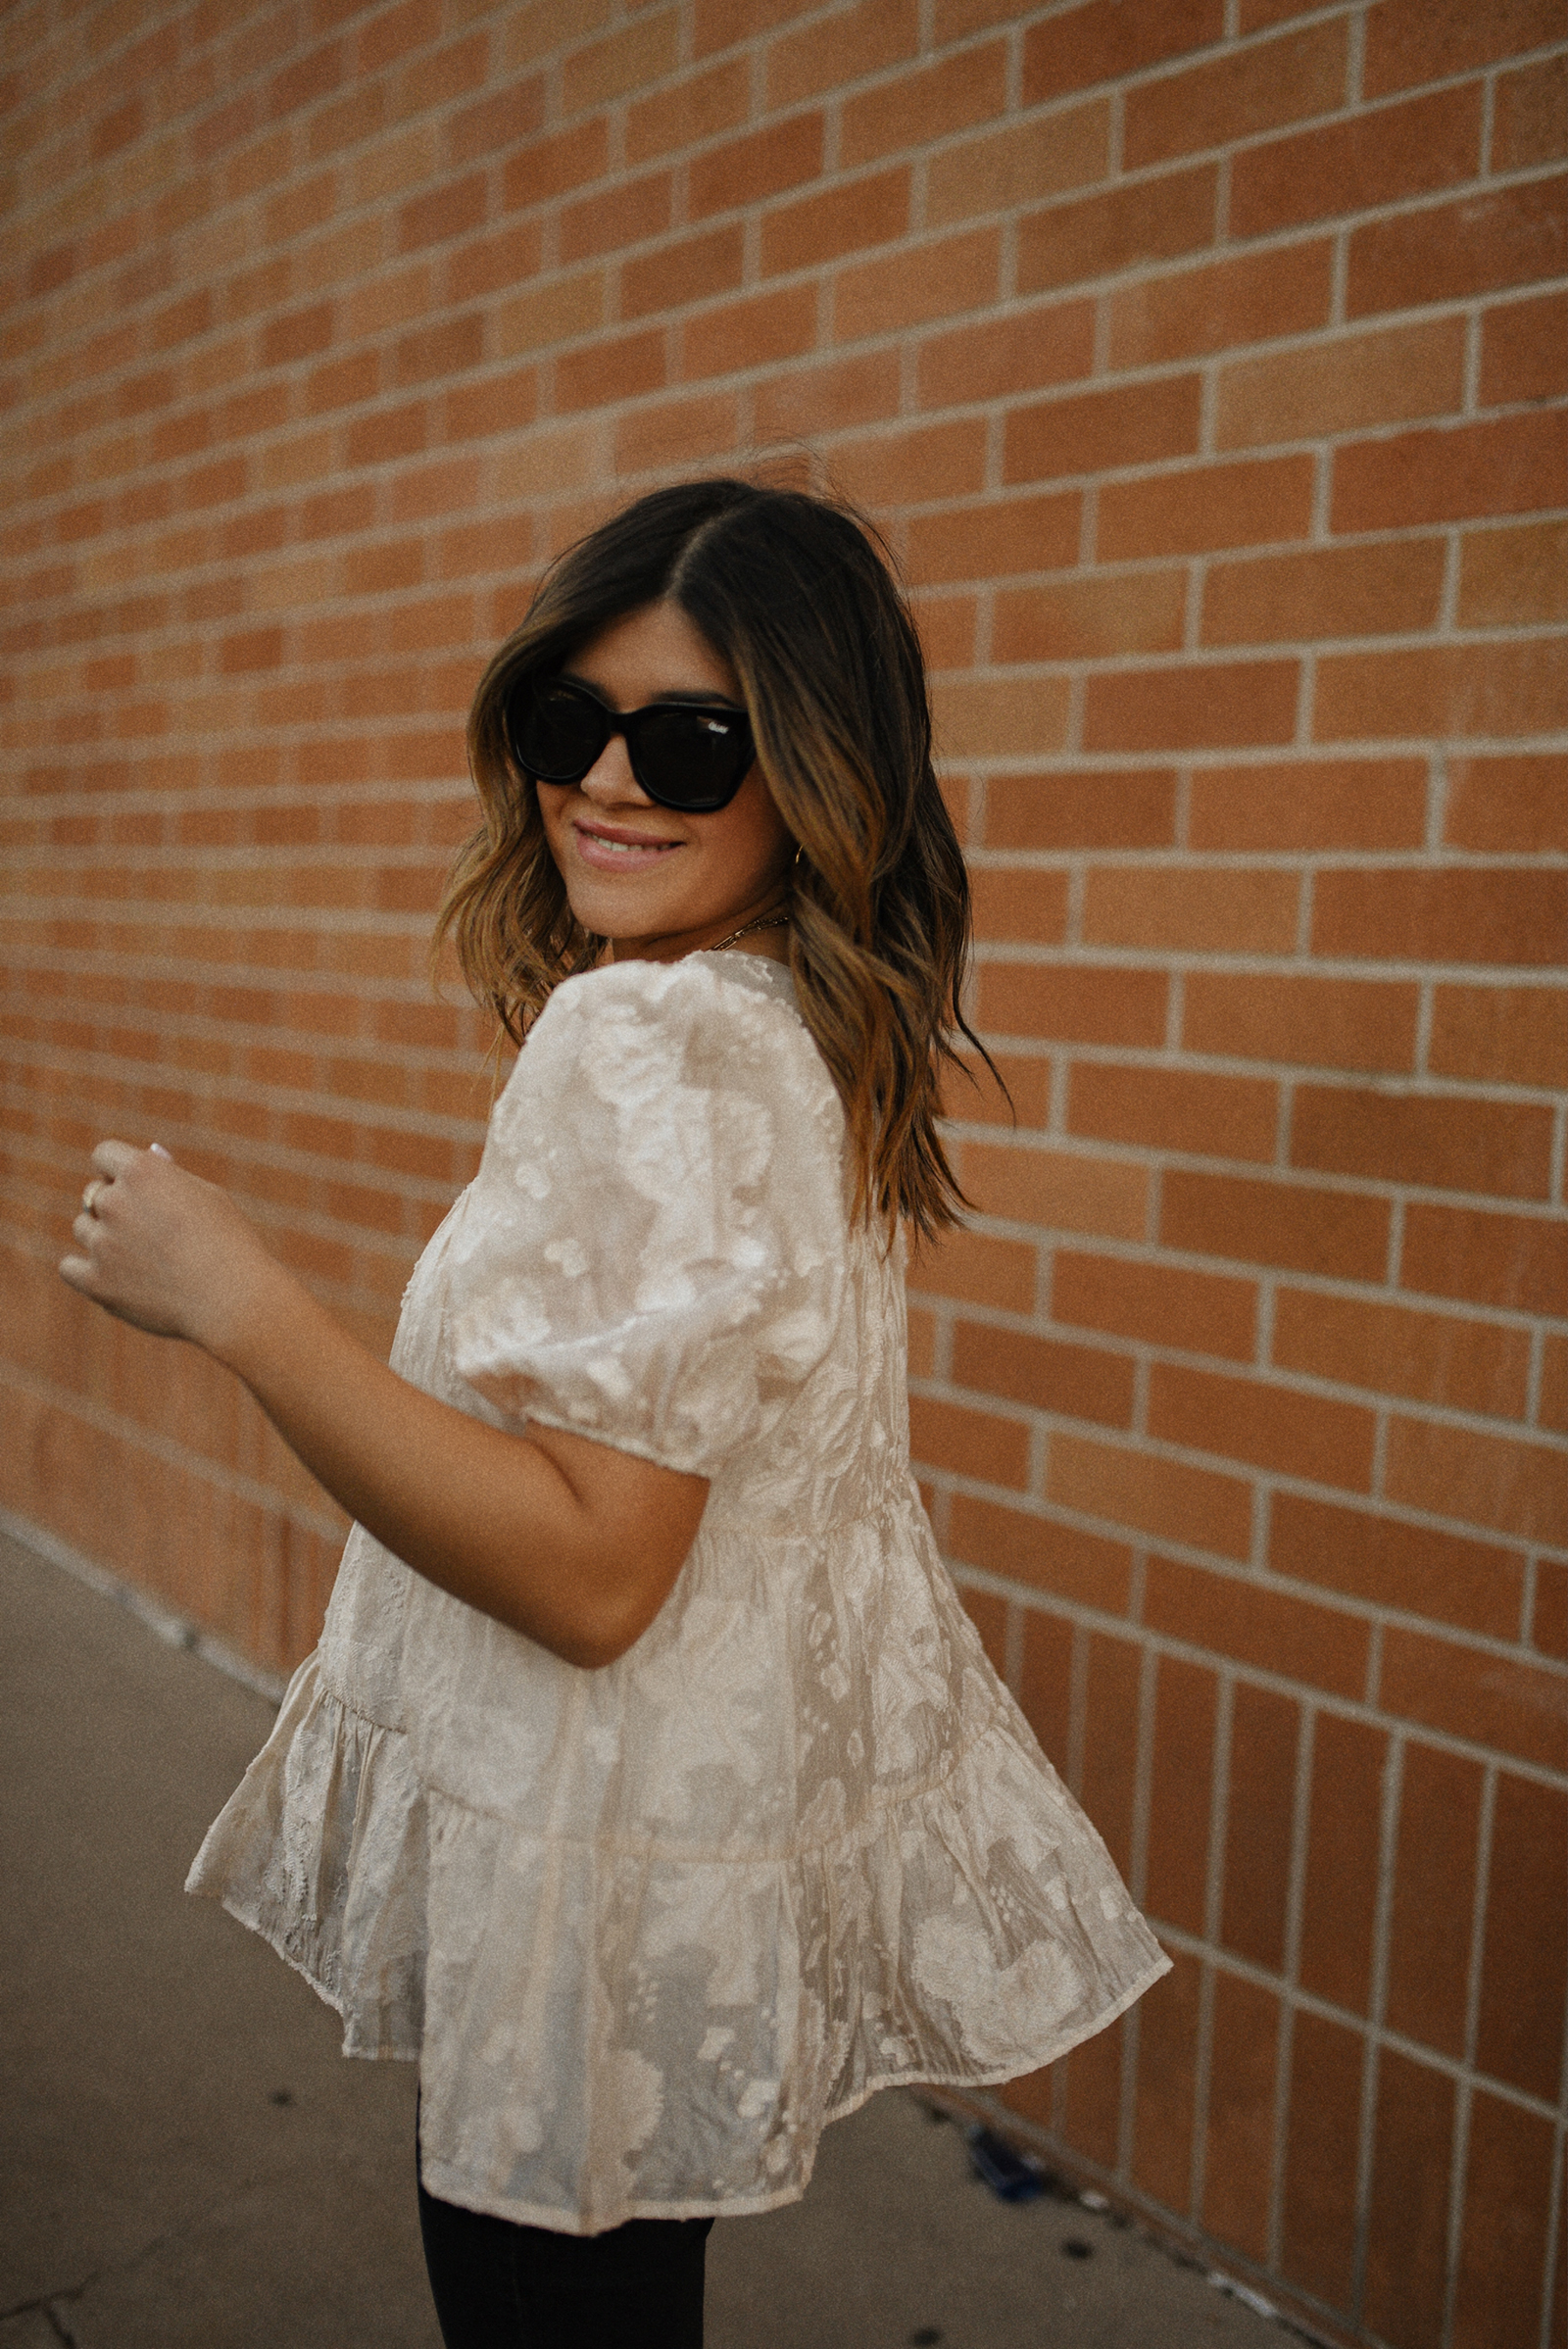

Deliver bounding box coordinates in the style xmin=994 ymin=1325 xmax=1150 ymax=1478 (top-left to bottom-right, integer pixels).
xmin=443 ymin=958 xmax=847 ymax=1479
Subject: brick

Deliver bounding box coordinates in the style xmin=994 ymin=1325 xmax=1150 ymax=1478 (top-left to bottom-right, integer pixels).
xmin=398 ymin=173 xmax=487 ymax=254
xmin=1222 ymin=1680 xmax=1299 ymax=1970
xmin=1494 ymin=51 xmax=1568 ymax=171
xmin=1151 ymin=1361 xmax=1376 ymax=1493
xmin=905 ymin=492 xmax=1081 ymax=585
xmin=956 ymin=1581 xmax=1006 ymax=1678
xmin=994 ymin=569 xmax=1186 ymax=661
xmin=1530 ymin=1336 xmax=1568 ymax=1459
xmin=945 ymin=1052 xmax=1053 ymax=1131
xmin=626 ymin=58 xmax=750 ymax=165
xmin=1082 ymin=1627 xmax=1142 ymax=1880
xmin=1457 ymin=518 xmax=1568 ymax=629
xmin=1017 ymin=1603 xmax=1073 ymax=1766
xmin=1099 ymin=455 xmax=1314 ymax=559
xmin=1363 ymin=0 xmax=1565 ymax=99
xmin=502 ymin=122 xmax=610 ymax=213
xmin=1431 ymin=984 xmax=1568 ymax=1092
xmin=825 ymin=419 xmax=987 ymax=511
xmin=693 ymin=0 xmax=813 ymax=54
xmin=1386 ymin=1414 xmax=1567 ymax=1548
xmin=967 ymin=867 xmax=1070 ymax=941
xmin=1201 ymin=1973 xmax=1278 ymax=2264
xmin=563 ymin=10 xmax=680 ymax=114
xmin=1017 ymin=166 xmax=1218 ymax=297
xmin=1275 ymin=1287 xmax=1531 ymax=1419
xmin=1363 ymin=2050 xmax=1454 ymax=2349
xmin=1084 ymin=864 xmax=1298 ymax=954
xmin=1297 ymin=1083 xmax=1553 ymax=1201
xmin=1128 ymin=20 xmax=1348 ymax=168
xmin=1321 ymin=638 xmax=1568 ymax=743
xmin=1105 ymin=241 xmax=1333 ymax=368
xmin=1383 ymin=1625 xmax=1568 ymax=1773
xmin=1475 ymin=1775 xmax=1568 ymax=2105
xmin=1536 ymin=1565 xmax=1568 ymax=1662
xmin=446 ymin=81 xmax=546 ymax=167
xmin=554 ymin=327 xmax=665 ymax=414
xmin=948 ymin=1493 xmax=1133 ymax=1611
xmin=1061 ymin=2001 xmax=1123 ymax=2167
xmin=1281 ymin=2010 xmax=1364 ymax=2311
xmin=930 ymin=673 xmax=1070 ymax=759
xmin=916 ymin=299 xmax=1096 ymax=409
xmin=688 ymin=114 xmax=824 ymax=220
xmin=1453 ymin=2094 xmax=1558 ymax=2349
xmin=1144 ymin=1659 xmax=1215 ymax=1936
xmin=1387 ymin=1740 xmax=1483 ymax=2056
xmin=752 ymin=351 xmax=900 ymax=443
xmin=907 ymin=1224 xmax=1037 ymax=1312
xmin=1401 ymin=1201 xmax=1567 ymax=1317
xmin=908 ymin=1393 xmax=1029 ymax=1489
xmin=1298 ymin=1710 xmax=1386 ymax=2014
xmin=1132 ymin=1954 xmax=1201 ymax=2213
xmin=951 ymin=1318 xmax=1135 ymax=1430
xmin=1348 ymin=175 xmax=1568 ymax=317
xmin=1480 ymin=289 xmax=1568 ymax=409
xmin=1313 ymin=867 xmax=1567 ymax=969
xmin=974 ymin=963 xmax=1165 ymax=1050
xmin=960 ymin=1138 xmax=1150 ymax=1237
xmin=832 ymin=226 xmax=1001 ymax=341
xmin=394 ymin=316 xmax=484 ymax=388
xmin=1053 ymin=1250 xmax=1255 ymax=1361
xmin=1048 ymin=1431 xmax=1252 ymax=1557
xmin=1085 ymin=660 xmax=1298 ymax=753
xmin=1189 ymin=757 xmax=1429 ymax=851
xmin=1072 ymin=1063 xmax=1278 ymax=1164
xmin=1444 ymin=754 xmax=1568 ymax=854
xmin=840 ymin=38 xmax=1006 ymax=168
xmin=985 ymin=771 xmax=1176 ymax=851
xmin=1004 ymin=376 xmax=1200 ymax=485
xmin=938 ymin=113 xmax=1112 ymax=243
xmin=759 ymin=168 xmax=909 ymax=277
xmin=1185 ymin=972 xmax=1419 ymax=1076
xmin=619 ymin=224 xmax=745 ymax=322
xmin=613 ymin=391 xmax=740 ymax=474
xmin=1218 ymin=318 xmax=1467 ymax=451
xmin=1233 ymin=83 xmax=1483 ymax=238
xmin=1332 ymin=412 xmax=1568 ymax=534
xmin=1022 ymin=0 xmax=1225 ymax=105
xmin=1206 ymin=538 xmax=1446 ymax=649
xmin=765 ymin=0 xmax=917 ymax=106
xmin=561 ymin=172 xmax=675 ymax=269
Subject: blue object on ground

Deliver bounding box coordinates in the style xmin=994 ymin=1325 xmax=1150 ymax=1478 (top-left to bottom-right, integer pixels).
xmin=965 ymin=2125 xmax=1046 ymax=2203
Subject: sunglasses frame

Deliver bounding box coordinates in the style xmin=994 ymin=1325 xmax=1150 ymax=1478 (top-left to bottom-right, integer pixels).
xmin=504 ymin=673 xmax=757 ymax=815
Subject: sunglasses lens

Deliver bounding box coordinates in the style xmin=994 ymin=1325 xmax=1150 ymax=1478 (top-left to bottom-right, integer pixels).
xmin=633 ymin=706 xmax=753 ymax=811
xmin=509 ymin=679 xmax=606 ymax=783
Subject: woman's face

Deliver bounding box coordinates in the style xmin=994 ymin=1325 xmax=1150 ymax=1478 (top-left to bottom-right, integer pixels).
xmin=535 ymin=600 xmax=795 ymax=962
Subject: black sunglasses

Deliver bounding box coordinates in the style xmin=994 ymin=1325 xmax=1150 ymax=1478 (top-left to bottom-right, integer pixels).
xmin=504 ymin=674 xmax=756 ymax=813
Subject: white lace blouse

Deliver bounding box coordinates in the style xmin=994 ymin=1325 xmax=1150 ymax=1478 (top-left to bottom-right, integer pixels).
xmin=188 ymin=951 xmax=1168 ymax=2232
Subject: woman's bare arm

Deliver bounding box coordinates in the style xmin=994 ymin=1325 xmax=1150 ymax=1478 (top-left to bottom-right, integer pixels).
xmin=60 ymin=1142 xmax=709 ymax=1669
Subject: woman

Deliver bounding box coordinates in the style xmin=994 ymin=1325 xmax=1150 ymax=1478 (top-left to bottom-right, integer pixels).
xmin=62 ymin=479 xmax=1167 ymax=2347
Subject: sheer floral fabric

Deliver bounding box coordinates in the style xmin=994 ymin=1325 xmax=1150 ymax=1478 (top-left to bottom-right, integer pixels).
xmin=189 ymin=953 xmax=1169 ymax=2232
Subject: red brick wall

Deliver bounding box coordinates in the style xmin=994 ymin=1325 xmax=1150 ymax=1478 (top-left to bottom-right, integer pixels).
xmin=3 ymin=3 xmax=1564 ymax=2341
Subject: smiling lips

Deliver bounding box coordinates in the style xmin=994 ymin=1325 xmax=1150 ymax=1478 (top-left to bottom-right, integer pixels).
xmin=571 ymin=818 xmax=684 ymax=873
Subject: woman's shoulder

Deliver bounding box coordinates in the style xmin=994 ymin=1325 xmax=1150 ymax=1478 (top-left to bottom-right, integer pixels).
xmin=520 ymin=952 xmax=833 ymax=1107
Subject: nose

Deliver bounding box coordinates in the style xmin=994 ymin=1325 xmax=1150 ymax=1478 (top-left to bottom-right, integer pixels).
xmin=576 ymin=730 xmax=652 ymax=806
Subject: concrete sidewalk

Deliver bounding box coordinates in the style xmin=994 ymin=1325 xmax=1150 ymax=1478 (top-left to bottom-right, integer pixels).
xmin=1 ymin=1522 xmax=1277 ymax=2348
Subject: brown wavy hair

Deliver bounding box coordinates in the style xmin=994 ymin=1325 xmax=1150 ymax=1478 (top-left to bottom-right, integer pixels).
xmin=436 ymin=478 xmax=997 ymax=1237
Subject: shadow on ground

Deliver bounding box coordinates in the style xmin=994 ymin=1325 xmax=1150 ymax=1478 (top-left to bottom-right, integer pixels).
xmin=1 ymin=1523 xmax=1273 ymax=2348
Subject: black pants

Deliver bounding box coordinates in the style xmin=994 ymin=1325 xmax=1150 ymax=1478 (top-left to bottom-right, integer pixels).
xmin=416 ymin=2153 xmax=711 ymax=2349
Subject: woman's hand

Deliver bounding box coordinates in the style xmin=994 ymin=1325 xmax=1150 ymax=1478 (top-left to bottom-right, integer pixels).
xmin=59 ymin=1142 xmax=288 ymax=1356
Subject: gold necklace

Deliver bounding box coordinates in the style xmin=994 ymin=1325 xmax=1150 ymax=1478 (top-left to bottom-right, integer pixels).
xmin=707 ymin=908 xmax=791 ymax=954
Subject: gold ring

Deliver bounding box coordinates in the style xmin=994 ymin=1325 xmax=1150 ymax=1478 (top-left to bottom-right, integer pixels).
xmin=82 ymin=1178 xmax=105 ymax=1214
